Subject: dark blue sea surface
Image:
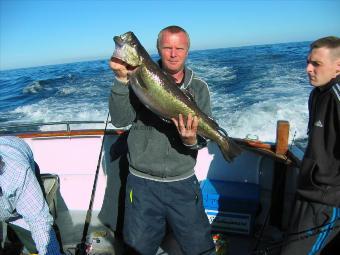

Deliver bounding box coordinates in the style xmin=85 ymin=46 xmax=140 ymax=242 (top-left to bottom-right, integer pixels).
xmin=0 ymin=41 xmax=311 ymax=148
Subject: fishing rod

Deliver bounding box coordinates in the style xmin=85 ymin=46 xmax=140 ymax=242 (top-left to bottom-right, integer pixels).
xmin=252 ymin=223 xmax=340 ymax=254
xmin=251 ymin=131 xmax=339 ymax=254
xmin=251 ymin=156 xmax=289 ymax=253
xmin=75 ymin=112 xmax=110 ymax=255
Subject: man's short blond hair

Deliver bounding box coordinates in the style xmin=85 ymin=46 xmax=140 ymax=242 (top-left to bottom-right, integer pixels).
xmin=157 ymin=25 xmax=190 ymax=51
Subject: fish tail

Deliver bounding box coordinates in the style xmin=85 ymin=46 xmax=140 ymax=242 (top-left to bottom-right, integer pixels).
xmin=218 ymin=137 xmax=242 ymax=162
xmin=217 ymin=128 xmax=242 ymax=162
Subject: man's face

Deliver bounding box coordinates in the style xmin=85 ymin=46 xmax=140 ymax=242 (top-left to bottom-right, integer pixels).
xmin=158 ymin=31 xmax=189 ymax=75
xmin=306 ymin=47 xmax=339 ymax=87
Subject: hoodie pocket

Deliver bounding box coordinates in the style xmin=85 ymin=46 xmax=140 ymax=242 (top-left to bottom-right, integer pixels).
xmin=300 ymin=157 xmax=317 ymax=188
xmin=298 ymin=158 xmax=340 ymax=205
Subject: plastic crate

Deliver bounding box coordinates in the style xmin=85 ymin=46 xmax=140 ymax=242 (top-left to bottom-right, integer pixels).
xmin=200 ymin=179 xmax=260 ymax=235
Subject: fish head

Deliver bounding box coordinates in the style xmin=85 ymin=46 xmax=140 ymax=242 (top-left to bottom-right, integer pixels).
xmin=112 ymin=31 xmax=147 ymax=69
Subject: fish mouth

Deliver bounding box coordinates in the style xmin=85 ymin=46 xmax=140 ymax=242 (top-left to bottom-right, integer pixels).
xmin=112 ymin=36 xmax=139 ymax=71
xmin=110 ymin=56 xmax=137 ymax=71
xmin=111 ymin=50 xmax=138 ymax=71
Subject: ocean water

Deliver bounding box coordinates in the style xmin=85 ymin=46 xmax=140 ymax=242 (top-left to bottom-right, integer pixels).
xmin=0 ymin=41 xmax=311 ymax=148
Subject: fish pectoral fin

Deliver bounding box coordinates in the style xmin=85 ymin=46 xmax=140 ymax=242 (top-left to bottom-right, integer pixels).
xmin=207 ymin=116 xmax=220 ymax=130
xmin=162 ymin=70 xmax=177 ymax=84
xmin=130 ymin=72 xmax=148 ymax=89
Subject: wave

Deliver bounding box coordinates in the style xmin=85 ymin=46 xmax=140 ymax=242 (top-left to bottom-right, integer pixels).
xmin=57 ymin=87 xmax=77 ymax=96
xmin=22 ymin=75 xmax=75 ymax=94
xmin=10 ymin=97 xmax=108 ymax=131
xmin=216 ymin=96 xmax=309 ymax=143
xmin=23 ymin=80 xmax=45 ymax=94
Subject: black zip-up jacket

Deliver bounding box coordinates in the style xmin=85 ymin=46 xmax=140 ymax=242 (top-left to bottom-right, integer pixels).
xmin=298 ymin=75 xmax=340 ymax=207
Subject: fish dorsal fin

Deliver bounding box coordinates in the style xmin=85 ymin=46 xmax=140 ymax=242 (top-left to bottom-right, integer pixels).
xmin=181 ymin=88 xmax=195 ymax=102
xmin=161 ymin=69 xmax=195 ymax=102
xmin=162 ymin=70 xmax=177 ymax=84
xmin=208 ymin=116 xmax=220 ymax=130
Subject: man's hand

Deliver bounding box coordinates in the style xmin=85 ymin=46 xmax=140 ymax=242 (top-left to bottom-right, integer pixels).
xmin=171 ymin=113 xmax=199 ymax=146
xmin=109 ymin=57 xmax=129 ymax=83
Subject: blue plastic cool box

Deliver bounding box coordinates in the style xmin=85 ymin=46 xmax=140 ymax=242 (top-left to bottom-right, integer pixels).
xmin=200 ymin=179 xmax=260 ymax=235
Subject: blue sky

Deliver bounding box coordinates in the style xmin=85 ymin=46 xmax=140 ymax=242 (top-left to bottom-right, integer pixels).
xmin=1 ymin=0 xmax=339 ymax=70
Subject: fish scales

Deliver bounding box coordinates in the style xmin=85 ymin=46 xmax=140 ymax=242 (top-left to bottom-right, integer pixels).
xmin=112 ymin=31 xmax=242 ymax=161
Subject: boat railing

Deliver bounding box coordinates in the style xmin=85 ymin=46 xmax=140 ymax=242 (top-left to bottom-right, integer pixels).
xmin=0 ymin=120 xmax=302 ymax=165
xmin=1 ymin=120 xmax=103 ymax=131
xmin=0 ymin=120 xmax=128 ymax=136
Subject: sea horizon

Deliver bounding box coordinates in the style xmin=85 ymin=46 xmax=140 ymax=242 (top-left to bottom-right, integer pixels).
xmin=0 ymin=39 xmax=312 ymax=72
xmin=0 ymin=40 xmax=311 ymax=149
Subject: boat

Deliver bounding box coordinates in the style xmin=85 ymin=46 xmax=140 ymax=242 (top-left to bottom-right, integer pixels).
xmin=0 ymin=119 xmax=303 ymax=255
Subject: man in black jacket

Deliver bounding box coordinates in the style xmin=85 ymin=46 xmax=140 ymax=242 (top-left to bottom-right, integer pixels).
xmin=281 ymin=36 xmax=340 ymax=254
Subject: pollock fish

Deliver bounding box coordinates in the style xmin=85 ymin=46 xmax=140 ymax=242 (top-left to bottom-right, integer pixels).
xmin=112 ymin=31 xmax=241 ymax=162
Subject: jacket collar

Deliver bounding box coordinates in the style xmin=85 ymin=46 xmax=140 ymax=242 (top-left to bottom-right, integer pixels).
xmin=157 ymin=59 xmax=194 ymax=89
xmin=318 ymin=75 xmax=340 ymax=92
xmin=181 ymin=66 xmax=193 ymax=89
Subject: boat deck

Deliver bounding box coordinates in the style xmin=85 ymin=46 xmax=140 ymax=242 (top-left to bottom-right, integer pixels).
xmin=0 ymin=125 xmax=300 ymax=255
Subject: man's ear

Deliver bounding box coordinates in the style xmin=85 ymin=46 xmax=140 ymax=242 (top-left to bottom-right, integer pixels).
xmin=336 ymin=59 xmax=340 ymax=75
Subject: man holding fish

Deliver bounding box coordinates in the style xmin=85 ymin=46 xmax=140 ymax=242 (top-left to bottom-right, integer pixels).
xmin=108 ymin=26 xmax=238 ymax=254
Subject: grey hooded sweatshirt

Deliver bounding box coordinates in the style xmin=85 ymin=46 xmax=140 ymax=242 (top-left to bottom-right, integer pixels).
xmin=109 ymin=65 xmax=212 ymax=182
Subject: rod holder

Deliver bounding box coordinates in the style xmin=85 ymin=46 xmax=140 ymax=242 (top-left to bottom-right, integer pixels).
xmin=275 ymin=120 xmax=289 ymax=155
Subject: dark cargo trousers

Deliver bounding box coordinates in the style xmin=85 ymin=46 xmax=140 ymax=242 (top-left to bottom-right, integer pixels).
xmin=123 ymin=173 xmax=215 ymax=255
xmin=281 ymin=199 xmax=340 ymax=255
